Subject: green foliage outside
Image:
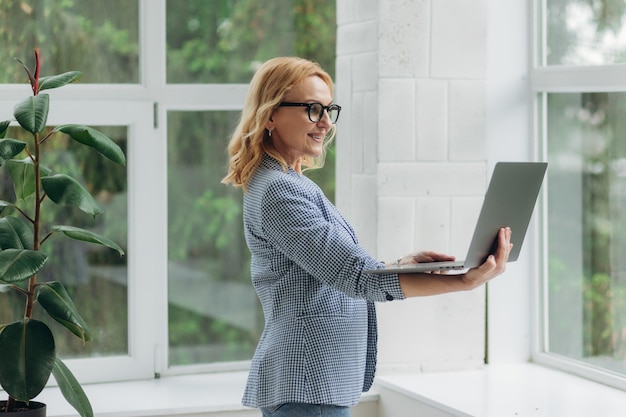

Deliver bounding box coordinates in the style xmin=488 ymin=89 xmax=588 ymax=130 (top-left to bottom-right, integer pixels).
xmin=546 ymin=0 xmax=626 ymax=64
xmin=0 ymin=0 xmax=139 ymax=83
xmin=166 ymin=0 xmax=336 ymax=83
xmin=546 ymin=91 xmax=626 ymax=372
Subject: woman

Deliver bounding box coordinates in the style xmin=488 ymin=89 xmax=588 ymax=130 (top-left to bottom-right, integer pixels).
xmin=222 ymin=57 xmax=512 ymax=417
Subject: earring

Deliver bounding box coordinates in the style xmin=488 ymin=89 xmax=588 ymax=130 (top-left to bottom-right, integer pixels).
xmin=268 ymin=128 xmax=272 ymax=137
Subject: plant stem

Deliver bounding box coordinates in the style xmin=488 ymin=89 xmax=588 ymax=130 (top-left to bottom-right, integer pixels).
xmin=10 ymin=285 xmax=28 ymax=296
xmin=5 ymin=396 xmax=15 ymax=412
xmin=24 ymin=131 xmax=41 ymax=319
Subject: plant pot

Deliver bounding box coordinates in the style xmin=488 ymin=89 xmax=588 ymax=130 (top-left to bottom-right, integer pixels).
xmin=0 ymin=401 xmax=46 ymax=416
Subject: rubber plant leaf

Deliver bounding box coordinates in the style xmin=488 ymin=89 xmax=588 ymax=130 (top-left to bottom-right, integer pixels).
xmin=7 ymin=158 xmax=51 ymax=201
xmin=0 ymin=216 xmax=34 ymax=250
xmin=0 ymin=200 xmax=14 ymax=215
xmin=56 ymin=125 xmax=126 ymax=165
xmin=14 ymin=94 xmax=49 ymax=134
xmin=51 ymin=225 xmax=125 ymax=256
xmin=0 ymin=319 xmax=55 ymax=402
xmin=52 ymin=358 xmax=93 ymax=417
xmin=37 ymin=281 xmax=92 ymax=343
xmin=0 ymin=249 xmax=47 ymax=284
xmin=0 ymin=138 xmax=26 ymax=167
xmin=38 ymin=71 xmax=83 ymax=92
xmin=0 ymin=120 xmax=9 ymax=138
xmin=41 ymin=174 xmax=104 ymax=217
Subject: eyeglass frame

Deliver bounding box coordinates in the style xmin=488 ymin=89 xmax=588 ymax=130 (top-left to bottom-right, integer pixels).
xmin=278 ymin=102 xmax=342 ymax=124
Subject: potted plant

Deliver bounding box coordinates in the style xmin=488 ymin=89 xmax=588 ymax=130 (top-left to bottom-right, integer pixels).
xmin=0 ymin=49 xmax=126 ymax=416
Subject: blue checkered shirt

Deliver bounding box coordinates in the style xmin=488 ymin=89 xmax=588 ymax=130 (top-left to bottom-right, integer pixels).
xmin=241 ymin=154 xmax=404 ymax=408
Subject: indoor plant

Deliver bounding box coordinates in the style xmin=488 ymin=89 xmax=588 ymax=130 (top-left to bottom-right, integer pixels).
xmin=0 ymin=49 xmax=125 ymax=416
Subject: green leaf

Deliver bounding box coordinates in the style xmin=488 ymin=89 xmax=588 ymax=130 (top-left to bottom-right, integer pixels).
xmin=0 ymin=216 xmax=34 ymax=250
xmin=7 ymin=158 xmax=35 ymax=200
xmin=41 ymin=174 xmax=104 ymax=217
xmin=0 ymin=319 xmax=55 ymax=402
xmin=38 ymin=71 xmax=83 ymax=92
xmin=6 ymin=158 xmax=51 ymax=200
xmin=51 ymin=225 xmax=124 ymax=256
xmin=0 ymin=120 xmax=10 ymax=138
xmin=37 ymin=282 xmax=92 ymax=343
xmin=52 ymin=358 xmax=93 ymax=417
xmin=0 ymin=249 xmax=47 ymax=284
xmin=0 ymin=200 xmax=14 ymax=215
xmin=14 ymin=94 xmax=49 ymax=134
xmin=57 ymin=125 xmax=126 ymax=165
xmin=0 ymin=139 xmax=26 ymax=166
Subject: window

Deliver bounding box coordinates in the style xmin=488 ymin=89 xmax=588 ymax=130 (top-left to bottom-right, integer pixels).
xmin=166 ymin=110 xmax=256 ymax=367
xmin=0 ymin=0 xmax=336 ymax=383
xmin=0 ymin=0 xmax=139 ymax=83
xmin=164 ymin=0 xmax=336 ymax=372
xmin=533 ymin=0 xmax=626 ymax=389
xmin=165 ymin=0 xmax=337 ymax=84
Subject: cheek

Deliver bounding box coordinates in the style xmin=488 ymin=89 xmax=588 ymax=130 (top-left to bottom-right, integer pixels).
xmin=280 ymin=119 xmax=310 ymax=137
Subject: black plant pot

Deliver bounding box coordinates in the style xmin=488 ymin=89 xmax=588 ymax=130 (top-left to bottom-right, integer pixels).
xmin=0 ymin=401 xmax=46 ymax=416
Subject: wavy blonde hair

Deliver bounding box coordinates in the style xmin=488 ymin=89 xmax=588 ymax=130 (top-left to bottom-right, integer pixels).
xmin=222 ymin=57 xmax=336 ymax=190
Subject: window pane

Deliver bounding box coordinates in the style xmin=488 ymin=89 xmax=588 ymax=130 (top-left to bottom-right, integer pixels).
xmin=546 ymin=92 xmax=626 ymax=376
xmin=167 ymin=111 xmax=261 ymax=366
xmin=0 ymin=125 xmax=128 ymax=359
xmin=0 ymin=0 xmax=139 ymax=83
xmin=546 ymin=0 xmax=626 ymax=65
xmin=166 ymin=0 xmax=336 ymax=83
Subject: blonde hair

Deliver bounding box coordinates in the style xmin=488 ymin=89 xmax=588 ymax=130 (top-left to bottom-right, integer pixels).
xmin=222 ymin=57 xmax=336 ymax=189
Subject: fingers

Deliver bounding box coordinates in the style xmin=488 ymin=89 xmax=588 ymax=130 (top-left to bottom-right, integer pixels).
xmin=395 ymin=251 xmax=455 ymax=265
xmin=412 ymin=251 xmax=456 ymax=263
xmin=462 ymin=227 xmax=513 ymax=289
xmin=495 ymin=227 xmax=513 ymax=264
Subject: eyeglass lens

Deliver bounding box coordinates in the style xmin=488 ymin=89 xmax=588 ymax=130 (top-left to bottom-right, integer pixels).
xmin=309 ymin=103 xmax=340 ymax=123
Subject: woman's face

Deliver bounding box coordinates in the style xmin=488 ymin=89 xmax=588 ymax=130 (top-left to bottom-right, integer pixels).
xmin=267 ymin=75 xmax=333 ymax=171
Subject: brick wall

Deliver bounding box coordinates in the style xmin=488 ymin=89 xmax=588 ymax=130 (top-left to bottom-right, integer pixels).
xmin=336 ymin=0 xmax=489 ymax=373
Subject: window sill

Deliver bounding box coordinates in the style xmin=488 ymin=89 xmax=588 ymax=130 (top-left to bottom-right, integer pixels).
xmin=35 ymin=371 xmax=253 ymax=417
xmin=16 ymin=364 xmax=626 ymax=416
xmin=31 ymin=371 xmax=378 ymax=417
xmin=374 ymin=363 xmax=626 ymax=417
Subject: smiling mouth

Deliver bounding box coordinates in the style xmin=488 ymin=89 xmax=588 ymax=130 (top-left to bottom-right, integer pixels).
xmin=309 ymin=133 xmax=325 ymax=141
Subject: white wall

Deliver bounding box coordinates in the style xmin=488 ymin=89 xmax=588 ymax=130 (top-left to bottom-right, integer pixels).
xmin=485 ymin=0 xmax=534 ymax=364
xmin=336 ymin=0 xmax=531 ymax=374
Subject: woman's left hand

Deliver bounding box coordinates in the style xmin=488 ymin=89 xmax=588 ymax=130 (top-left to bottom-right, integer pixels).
xmin=461 ymin=226 xmax=513 ymax=289
xmin=396 ymin=251 xmax=456 ymax=266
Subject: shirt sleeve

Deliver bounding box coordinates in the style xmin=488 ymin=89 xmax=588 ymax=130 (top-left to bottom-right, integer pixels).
xmin=260 ymin=176 xmax=405 ymax=302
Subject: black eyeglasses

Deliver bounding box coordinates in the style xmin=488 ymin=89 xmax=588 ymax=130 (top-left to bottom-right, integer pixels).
xmin=279 ymin=102 xmax=342 ymax=124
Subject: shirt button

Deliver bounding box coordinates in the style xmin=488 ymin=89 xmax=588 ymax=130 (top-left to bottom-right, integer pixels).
xmin=385 ymin=293 xmax=394 ymax=301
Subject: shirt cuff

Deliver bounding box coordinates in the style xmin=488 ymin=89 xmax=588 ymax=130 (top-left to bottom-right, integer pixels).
xmin=373 ymin=261 xmax=405 ymax=301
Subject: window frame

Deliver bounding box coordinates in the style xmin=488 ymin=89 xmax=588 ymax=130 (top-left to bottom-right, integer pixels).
xmin=530 ymin=0 xmax=626 ymax=391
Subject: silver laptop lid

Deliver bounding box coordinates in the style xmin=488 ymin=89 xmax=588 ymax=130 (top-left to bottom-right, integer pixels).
xmin=462 ymin=161 xmax=547 ymax=268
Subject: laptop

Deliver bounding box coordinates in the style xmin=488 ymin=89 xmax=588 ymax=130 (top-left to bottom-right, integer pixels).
xmin=366 ymin=162 xmax=547 ymax=274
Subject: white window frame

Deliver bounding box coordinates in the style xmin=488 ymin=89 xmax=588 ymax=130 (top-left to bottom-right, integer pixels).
xmin=529 ymin=0 xmax=626 ymax=391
